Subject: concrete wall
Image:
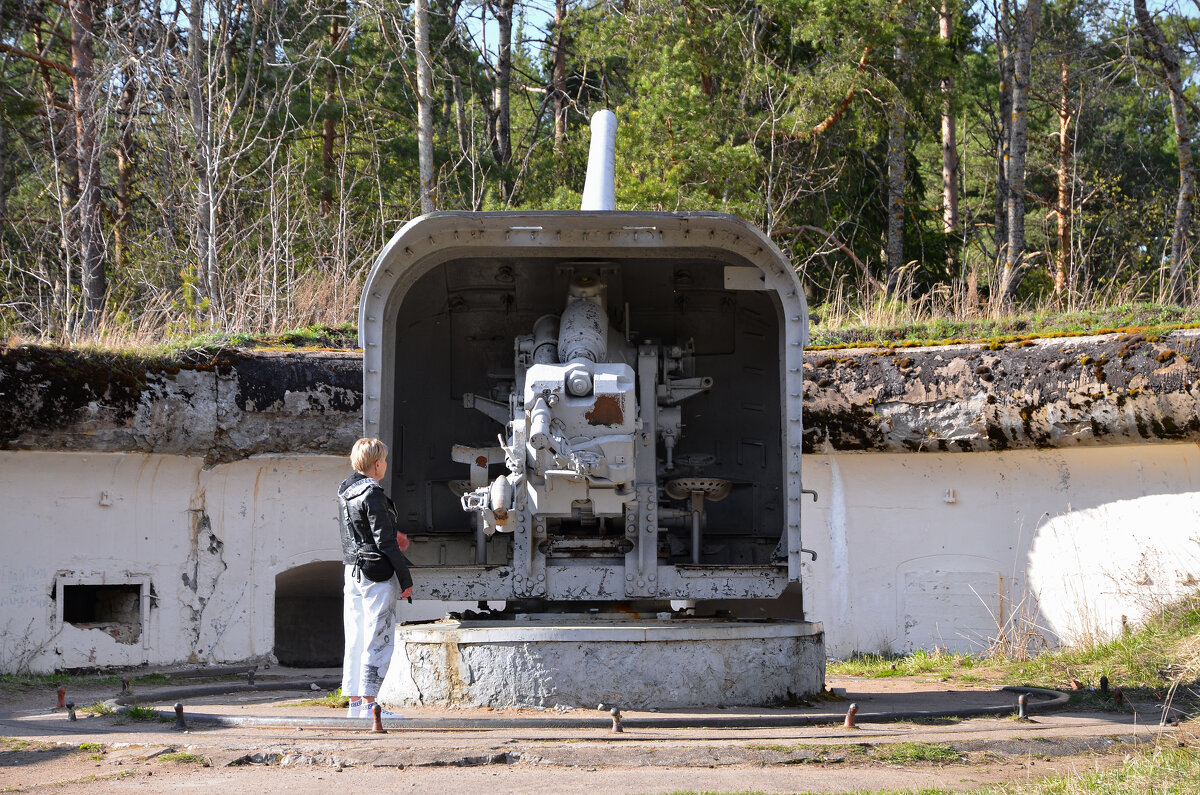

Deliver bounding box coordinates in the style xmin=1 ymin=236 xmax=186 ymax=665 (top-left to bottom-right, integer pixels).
xmin=2 ymin=443 xmax=1198 ymax=671
xmin=0 ymin=451 xmax=459 ymax=673
xmin=800 ymin=443 xmax=1200 ymax=657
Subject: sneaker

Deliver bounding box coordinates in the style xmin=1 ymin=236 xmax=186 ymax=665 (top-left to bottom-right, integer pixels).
xmin=346 ymin=699 xmax=364 ymax=719
xmin=362 ymin=702 xmax=404 ymax=720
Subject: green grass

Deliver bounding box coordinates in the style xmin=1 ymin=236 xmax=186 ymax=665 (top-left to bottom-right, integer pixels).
xmin=77 ymin=743 xmax=103 ymax=752
xmin=876 ymin=742 xmax=962 ymax=765
xmin=977 ymin=745 xmax=1200 ymax=794
xmin=831 ymin=591 xmax=1200 ymax=700
xmin=830 ymin=647 xmax=979 ymax=679
xmin=157 ymin=752 xmax=207 ymax=764
xmin=80 ymin=700 xmax=114 ymax=715
xmin=0 ymin=671 xmax=171 ymax=693
xmin=289 ymin=689 xmax=349 ymax=709
xmin=121 ymin=705 xmax=170 ymax=722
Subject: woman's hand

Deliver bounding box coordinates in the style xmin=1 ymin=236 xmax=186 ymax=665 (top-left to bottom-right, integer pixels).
xmin=395 ymin=532 xmax=410 ymax=551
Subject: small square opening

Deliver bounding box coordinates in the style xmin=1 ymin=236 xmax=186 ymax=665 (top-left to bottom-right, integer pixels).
xmin=62 ymin=584 xmax=142 ymax=644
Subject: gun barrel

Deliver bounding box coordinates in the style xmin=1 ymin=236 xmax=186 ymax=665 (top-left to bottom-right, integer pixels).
xmin=580 ymin=110 xmax=617 ymax=211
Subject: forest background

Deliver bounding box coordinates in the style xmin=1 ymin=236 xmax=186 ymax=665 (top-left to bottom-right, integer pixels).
xmin=3 ymin=0 xmax=1200 ymax=342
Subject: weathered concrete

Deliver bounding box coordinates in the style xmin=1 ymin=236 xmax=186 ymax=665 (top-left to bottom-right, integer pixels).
xmin=803 ymin=331 xmax=1200 ymax=453
xmin=378 ymin=618 xmax=825 ymax=709
xmin=0 ymin=347 xmax=360 ymax=464
xmin=0 ymin=451 xmax=466 ymax=673
xmin=3 ymin=331 xmax=1199 ymax=457
xmin=2 ymin=334 xmax=1199 ymax=672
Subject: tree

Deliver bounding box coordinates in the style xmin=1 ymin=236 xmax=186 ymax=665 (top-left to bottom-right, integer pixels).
xmin=1000 ymin=0 xmax=1043 ymax=306
xmin=1134 ymin=0 xmax=1193 ymax=304
xmin=415 ymin=0 xmax=435 ymax=213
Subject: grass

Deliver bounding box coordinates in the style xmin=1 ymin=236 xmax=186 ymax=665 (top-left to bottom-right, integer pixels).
xmin=157 ymin=751 xmax=207 ymax=764
xmin=5 ymin=321 xmax=358 ymax=360
xmin=0 ymin=671 xmax=171 ymax=693
xmin=0 ymin=737 xmax=56 ymax=752
xmin=9 ymin=304 xmax=1200 ymax=359
xmin=121 ymin=705 xmax=170 ymax=722
xmin=977 ymin=743 xmax=1200 ymax=794
xmin=289 ymin=689 xmax=349 ymax=709
xmin=657 ymin=744 xmax=1200 ymax=792
xmin=830 ymin=647 xmax=981 ymax=679
xmin=79 ymin=700 xmax=114 ymax=715
xmin=876 ymin=742 xmax=962 ymax=765
xmin=830 ymin=591 xmax=1200 ymax=702
xmin=808 ymin=301 xmax=1200 ymax=350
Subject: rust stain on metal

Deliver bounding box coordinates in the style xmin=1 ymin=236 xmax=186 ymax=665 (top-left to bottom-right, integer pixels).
xmin=586 ymin=394 xmax=624 ymax=426
xmin=475 ymin=455 xmax=488 ymax=468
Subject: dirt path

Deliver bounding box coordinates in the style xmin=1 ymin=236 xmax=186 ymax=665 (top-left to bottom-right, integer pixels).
xmin=0 ymin=674 xmax=1175 ymax=794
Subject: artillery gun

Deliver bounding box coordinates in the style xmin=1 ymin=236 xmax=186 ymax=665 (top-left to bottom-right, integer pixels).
xmin=360 ymin=111 xmax=824 ymax=708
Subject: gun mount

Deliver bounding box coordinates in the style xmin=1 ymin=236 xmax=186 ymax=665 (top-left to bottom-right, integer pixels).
xmin=359 ymin=113 xmax=809 ymax=609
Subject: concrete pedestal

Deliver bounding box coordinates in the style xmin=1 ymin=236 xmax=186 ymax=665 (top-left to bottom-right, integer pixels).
xmin=378 ymin=617 xmax=825 ymax=709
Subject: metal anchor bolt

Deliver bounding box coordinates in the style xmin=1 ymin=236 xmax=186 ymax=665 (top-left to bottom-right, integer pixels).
xmin=1017 ymin=693 xmax=1028 ymax=719
xmin=843 ymin=703 xmax=859 ymax=729
xmin=56 ymin=686 xmax=65 ymax=710
xmin=66 ymin=702 xmax=76 ymax=722
xmin=370 ymin=702 xmax=387 ymax=733
xmin=1113 ymin=687 xmax=1123 ymax=706
xmin=247 ymin=670 xmax=255 ymax=686
xmin=610 ymin=707 xmax=623 ymax=733
xmin=121 ymin=678 xmax=129 ymax=694
xmin=174 ymin=702 xmax=185 ymax=730
xmin=1099 ymin=675 xmax=1108 ymax=695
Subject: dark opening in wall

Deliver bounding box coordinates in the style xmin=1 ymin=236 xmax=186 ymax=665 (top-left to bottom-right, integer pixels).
xmin=62 ymin=584 xmax=142 ymax=644
xmin=274 ymin=561 xmax=343 ymax=667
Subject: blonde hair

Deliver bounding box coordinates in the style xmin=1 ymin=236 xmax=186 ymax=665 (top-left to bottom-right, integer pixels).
xmin=351 ymin=438 xmax=388 ymax=475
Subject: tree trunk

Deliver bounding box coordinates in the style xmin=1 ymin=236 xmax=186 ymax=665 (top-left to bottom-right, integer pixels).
xmin=885 ymin=35 xmax=907 ymax=297
xmin=114 ymin=62 xmax=136 ymax=274
xmin=940 ymin=0 xmax=959 ymax=269
xmin=1135 ymin=0 xmax=1193 ymax=305
xmin=453 ymin=75 xmax=469 ymax=155
xmin=493 ymin=0 xmax=513 ymax=199
xmin=1000 ymin=0 xmax=1041 ymax=307
xmin=321 ymin=12 xmax=342 ymax=215
xmin=1054 ymin=59 xmax=1072 ymax=296
xmin=415 ymin=0 xmax=436 ymax=214
xmin=552 ymin=0 xmax=568 ymax=156
xmin=995 ymin=0 xmax=1012 ymax=273
xmin=188 ymin=0 xmax=215 ymax=314
xmin=69 ymin=0 xmax=105 ymax=332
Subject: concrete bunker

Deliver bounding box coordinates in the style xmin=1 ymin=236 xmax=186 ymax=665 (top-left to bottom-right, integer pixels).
xmin=274 ymin=561 xmax=343 ymax=667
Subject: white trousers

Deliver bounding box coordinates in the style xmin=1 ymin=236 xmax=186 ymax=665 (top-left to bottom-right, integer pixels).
xmin=340 ymin=564 xmax=399 ymax=699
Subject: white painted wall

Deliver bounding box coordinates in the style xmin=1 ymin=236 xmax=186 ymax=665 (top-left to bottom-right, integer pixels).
xmin=800 ymin=444 xmax=1200 ymax=657
xmin=2 ymin=444 xmax=1198 ymax=671
xmin=0 ymin=452 xmax=459 ymax=672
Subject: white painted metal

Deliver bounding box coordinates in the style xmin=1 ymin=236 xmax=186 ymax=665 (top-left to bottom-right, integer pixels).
xmin=357 ymin=210 xmax=810 ymax=603
xmin=580 ymin=110 xmax=617 ymax=211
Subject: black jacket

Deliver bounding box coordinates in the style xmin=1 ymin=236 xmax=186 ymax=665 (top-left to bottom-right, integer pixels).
xmin=338 ymin=472 xmax=414 ymax=591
